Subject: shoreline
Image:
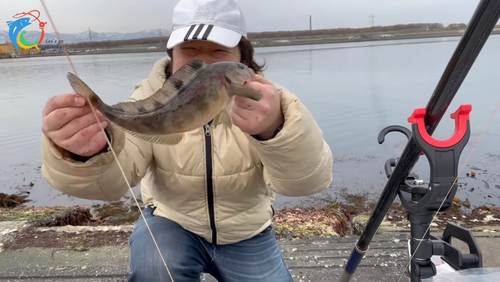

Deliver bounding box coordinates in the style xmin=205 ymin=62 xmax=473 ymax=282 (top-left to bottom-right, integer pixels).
xmin=2 ymin=30 xmax=488 ymax=59
xmin=1 ymin=193 xmax=498 ymax=241
xmin=1 ymin=194 xmax=499 ymax=262
xmin=2 ymin=201 xmax=499 ymax=281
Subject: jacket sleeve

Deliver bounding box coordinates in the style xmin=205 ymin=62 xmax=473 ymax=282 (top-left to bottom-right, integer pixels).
xmin=246 ymin=85 xmax=334 ymax=197
xmin=40 ymin=81 xmax=154 ymax=201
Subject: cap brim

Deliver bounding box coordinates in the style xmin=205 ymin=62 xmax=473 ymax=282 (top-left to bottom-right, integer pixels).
xmin=167 ymin=24 xmax=242 ymax=49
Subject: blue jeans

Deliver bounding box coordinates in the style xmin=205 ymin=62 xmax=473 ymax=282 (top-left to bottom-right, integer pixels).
xmin=128 ymin=206 xmax=293 ymax=282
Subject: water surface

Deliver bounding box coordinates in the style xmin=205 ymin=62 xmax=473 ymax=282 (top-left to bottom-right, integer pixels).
xmin=1 ymin=36 xmax=499 ymax=210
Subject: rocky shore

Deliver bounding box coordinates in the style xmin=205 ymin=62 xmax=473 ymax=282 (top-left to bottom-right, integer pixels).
xmin=1 ymin=193 xmax=499 ymax=253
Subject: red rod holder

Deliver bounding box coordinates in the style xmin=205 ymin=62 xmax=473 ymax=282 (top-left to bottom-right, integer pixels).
xmin=408 ymin=104 xmax=472 ymax=148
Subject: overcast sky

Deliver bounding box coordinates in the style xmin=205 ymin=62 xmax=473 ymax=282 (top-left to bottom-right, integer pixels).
xmin=0 ymin=0 xmax=484 ymax=34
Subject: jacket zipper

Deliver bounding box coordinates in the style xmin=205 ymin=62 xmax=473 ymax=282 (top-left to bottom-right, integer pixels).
xmin=203 ymin=121 xmax=217 ymax=244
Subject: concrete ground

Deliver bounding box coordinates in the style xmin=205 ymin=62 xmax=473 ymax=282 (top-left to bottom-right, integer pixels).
xmin=1 ymin=221 xmax=499 ymax=281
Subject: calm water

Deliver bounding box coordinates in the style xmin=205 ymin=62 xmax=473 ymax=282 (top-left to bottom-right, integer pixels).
xmin=1 ymin=36 xmax=499 ymax=210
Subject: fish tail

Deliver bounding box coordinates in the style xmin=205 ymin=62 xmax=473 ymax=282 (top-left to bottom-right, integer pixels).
xmin=66 ymin=72 xmax=105 ymax=110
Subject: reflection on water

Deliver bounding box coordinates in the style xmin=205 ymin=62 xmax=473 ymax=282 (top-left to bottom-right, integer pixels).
xmin=1 ymin=36 xmax=499 ymax=209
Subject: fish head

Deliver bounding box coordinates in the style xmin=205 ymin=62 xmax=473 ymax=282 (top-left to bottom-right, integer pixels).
xmin=9 ymin=18 xmax=31 ymax=31
xmin=18 ymin=18 xmax=31 ymax=26
xmin=16 ymin=18 xmax=31 ymax=28
xmin=222 ymin=62 xmax=254 ymax=86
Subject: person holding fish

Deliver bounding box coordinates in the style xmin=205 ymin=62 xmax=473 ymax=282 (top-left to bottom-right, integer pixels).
xmin=40 ymin=0 xmax=334 ymax=281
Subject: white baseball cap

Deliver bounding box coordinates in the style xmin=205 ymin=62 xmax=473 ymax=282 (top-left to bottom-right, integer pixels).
xmin=167 ymin=0 xmax=247 ymax=50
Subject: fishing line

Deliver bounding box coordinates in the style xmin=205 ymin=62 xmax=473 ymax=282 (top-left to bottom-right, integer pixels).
xmin=396 ymin=98 xmax=500 ymax=282
xmin=39 ymin=1 xmax=174 ymax=280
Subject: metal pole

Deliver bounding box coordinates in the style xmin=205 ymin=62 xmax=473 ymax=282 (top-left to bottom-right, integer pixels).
xmin=338 ymin=1 xmax=500 ymax=281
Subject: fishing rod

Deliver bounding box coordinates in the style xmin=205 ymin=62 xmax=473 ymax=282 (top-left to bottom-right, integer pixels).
xmin=338 ymin=0 xmax=500 ymax=281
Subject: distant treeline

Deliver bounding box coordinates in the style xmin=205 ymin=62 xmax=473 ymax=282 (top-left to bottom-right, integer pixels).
xmin=41 ymin=23 xmax=472 ymax=50
xmin=247 ymin=23 xmax=454 ymax=39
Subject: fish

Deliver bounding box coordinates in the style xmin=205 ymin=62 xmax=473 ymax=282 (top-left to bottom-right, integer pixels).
xmin=67 ymin=59 xmax=263 ymax=145
xmin=7 ymin=18 xmax=32 ymax=50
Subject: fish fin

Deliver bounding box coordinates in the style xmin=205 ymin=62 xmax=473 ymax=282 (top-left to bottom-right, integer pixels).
xmin=110 ymin=59 xmax=209 ymax=114
xmin=142 ymin=133 xmax=184 ymax=145
xmin=110 ymin=98 xmax=162 ymax=114
xmin=230 ymin=85 xmax=262 ymax=101
xmin=123 ymin=128 xmax=184 ymax=145
xmin=67 ymin=72 xmax=101 ymax=104
xmin=220 ymin=108 xmax=233 ymax=128
xmin=213 ymin=109 xmax=233 ymax=129
xmin=67 ymin=73 xmax=159 ymax=125
xmin=6 ymin=21 xmax=13 ymax=26
xmin=149 ymin=59 xmax=209 ymax=104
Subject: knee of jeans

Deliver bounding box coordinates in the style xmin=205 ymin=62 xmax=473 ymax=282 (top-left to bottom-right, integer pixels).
xmin=129 ymin=257 xmax=172 ymax=281
xmin=129 ymin=241 xmax=175 ymax=279
xmin=129 ymin=248 xmax=201 ymax=282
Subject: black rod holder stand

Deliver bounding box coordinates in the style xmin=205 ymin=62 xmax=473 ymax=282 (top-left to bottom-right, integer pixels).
xmin=379 ymin=104 xmax=482 ymax=281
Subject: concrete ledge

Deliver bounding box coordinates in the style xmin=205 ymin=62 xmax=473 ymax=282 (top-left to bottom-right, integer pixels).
xmin=0 ymin=221 xmax=28 ymax=252
xmin=353 ymin=215 xmax=500 ymax=238
xmin=33 ymin=225 xmax=135 ymax=233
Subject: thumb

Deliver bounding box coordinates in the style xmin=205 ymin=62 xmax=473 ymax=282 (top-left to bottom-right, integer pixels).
xmin=250 ymin=74 xmax=272 ymax=85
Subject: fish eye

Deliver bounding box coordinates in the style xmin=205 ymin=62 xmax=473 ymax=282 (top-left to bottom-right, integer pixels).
xmin=238 ymin=64 xmax=245 ymax=69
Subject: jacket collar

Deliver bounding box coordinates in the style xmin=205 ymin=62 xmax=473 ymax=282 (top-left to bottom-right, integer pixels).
xmin=148 ymin=55 xmax=171 ymax=93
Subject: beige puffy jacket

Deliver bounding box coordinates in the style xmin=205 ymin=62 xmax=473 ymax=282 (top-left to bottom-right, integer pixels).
xmin=41 ymin=56 xmax=334 ymax=245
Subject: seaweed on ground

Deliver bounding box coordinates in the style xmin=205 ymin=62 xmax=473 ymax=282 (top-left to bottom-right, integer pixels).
xmin=0 ymin=192 xmax=31 ymax=208
xmin=272 ymin=205 xmax=352 ymax=240
xmin=2 ymin=193 xmax=500 ymax=242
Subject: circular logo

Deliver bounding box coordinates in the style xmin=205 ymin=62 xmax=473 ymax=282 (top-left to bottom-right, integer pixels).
xmin=7 ymin=10 xmax=47 ymax=51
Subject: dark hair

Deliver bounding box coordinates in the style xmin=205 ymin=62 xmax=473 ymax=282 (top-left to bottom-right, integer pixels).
xmin=165 ymin=37 xmax=265 ymax=78
xmin=238 ymin=37 xmax=266 ymax=73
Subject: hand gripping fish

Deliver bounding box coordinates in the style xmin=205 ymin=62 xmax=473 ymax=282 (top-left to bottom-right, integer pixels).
xmin=67 ymin=59 xmax=262 ymax=145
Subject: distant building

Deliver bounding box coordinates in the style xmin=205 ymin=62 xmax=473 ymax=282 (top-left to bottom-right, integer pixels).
xmin=367 ymin=14 xmax=374 ymax=27
xmin=0 ymin=42 xmax=36 ymax=55
xmin=447 ymin=23 xmax=467 ymax=29
xmin=0 ymin=42 xmax=16 ymax=54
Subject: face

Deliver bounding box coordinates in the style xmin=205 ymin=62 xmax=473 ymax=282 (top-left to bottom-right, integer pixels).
xmin=171 ymin=40 xmax=241 ymax=73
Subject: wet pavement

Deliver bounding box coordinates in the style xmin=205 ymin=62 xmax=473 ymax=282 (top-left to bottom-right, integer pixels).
xmin=1 ymin=225 xmax=500 ymax=282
